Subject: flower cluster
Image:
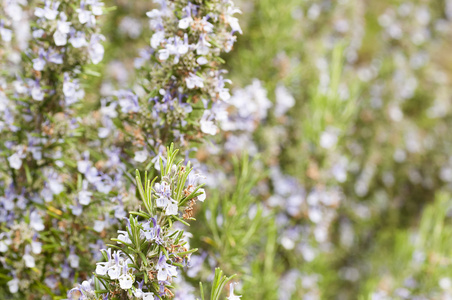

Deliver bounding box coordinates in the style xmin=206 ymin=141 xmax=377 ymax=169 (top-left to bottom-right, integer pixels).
xmin=96 ymin=0 xmax=241 ymax=160
xmin=69 ymin=145 xmax=207 ymax=299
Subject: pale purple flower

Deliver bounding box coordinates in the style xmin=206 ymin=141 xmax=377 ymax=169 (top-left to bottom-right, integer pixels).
xmin=7 ymin=278 xmax=19 ymax=294
xmin=115 ymin=90 xmax=139 ymax=113
xmin=0 ymin=25 xmax=12 ymax=42
xmin=186 ymin=73 xmax=204 ymax=89
xmin=68 ymin=279 xmax=95 ymax=300
xmin=151 ymin=31 xmax=165 ymax=49
xmin=88 ymin=34 xmax=105 ymax=64
xmin=30 ymin=211 xmax=44 ymax=231
xmin=200 ymin=111 xmax=217 ymax=135
xmin=196 ymin=34 xmax=211 ymax=55
xmin=53 ymin=13 xmax=71 ymax=46
xmin=78 ymin=180 xmax=92 ymax=205
xmin=77 ymin=2 xmax=92 ymax=25
xmin=68 ymin=249 xmax=80 ymax=268
xmin=30 ymin=80 xmax=45 ymax=101
xmin=23 ymin=246 xmax=35 ymax=268
xmin=156 ymin=254 xmax=177 ymax=282
xmin=69 ymin=31 xmax=87 ymax=48
xmin=225 ymin=5 xmax=242 ymax=34
xmin=8 ymin=153 xmax=23 ymax=170
xmin=35 ymin=1 xmax=60 ymax=20
xmin=134 ymin=150 xmax=148 ymax=163
xmin=141 ymin=218 xmax=162 ymax=243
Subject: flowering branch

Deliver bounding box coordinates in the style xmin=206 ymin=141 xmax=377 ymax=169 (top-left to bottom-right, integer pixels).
xmin=68 ymin=144 xmax=207 ymax=299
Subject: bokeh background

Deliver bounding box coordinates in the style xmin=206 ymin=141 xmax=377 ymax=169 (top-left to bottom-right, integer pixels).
xmin=99 ymin=1 xmax=452 ymax=297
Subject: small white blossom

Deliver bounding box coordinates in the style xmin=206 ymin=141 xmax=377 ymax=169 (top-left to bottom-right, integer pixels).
xmin=8 ymin=153 xmax=22 ymax=170
xmin=0 ymin=27 xmax=12 ymax=42
xmin=179 ymin=17 xmax=193 ymax=29
xmin=8 ymin=278 xmax=19 ymax=294
xmin=89 ymin=34 xmax=105 ymax=64
xmin=118 ymin=274 xmax=134 ymax=290
xmin=197 ymin=188 xmax=206 ymax=202
xmin=186 ymin=73 xmax=204 ymax=89
xmin=143 ymin=292 xmax=155 ymax=300
xmin=30 ymin=211 xmax=45 ymax=231
xmin=108 ymin=265 xmax=121 ymax=279
xmin=134 ymin=150 xmax=148 ymax=163
xmin=24 ymin=253 xmax=36 ymax=268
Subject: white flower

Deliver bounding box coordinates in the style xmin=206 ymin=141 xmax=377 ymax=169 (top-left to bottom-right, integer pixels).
xmin=35 ymin=2 xmax=59 ymax=20
xmin=91 ymin=4 xmax=103 ymax=16
xmin=63 ymin=80 xmax=76 ymax=98
xmin=134 ymin=150 xmax=148 ymax=163
xmin=197 ymin=189 xmax=206 ymax=202
xmin=117 ymin=230 xmax=132 ymax=244
xmin=68 ymin=253 xmax=80 ymax=268
xmin=8 ymin=278 xmax=19 ymax=294
xmin=31 ymin=84 xmax=45 ymax=101
xmin=179 ymin=17 xmax=193 ymax=29
xmin=45 ymin=5 xmax=59 ymax=20
xmin=79 ymin=190 xmax=92 ymax=206
xmin=89 ymin=34 xmax=105 ymax=64
xmin=30 ymin=211 xmax=45 ymax=231
xmin=319 ymin=129 xmax=339 ymax=149
xmin=200 ymin=110 xmax=217 ymax=135
xmin=197 ymin=56 xmax=208 ymax=65
xmin=33 ymin=29 xmax=45 ymax=38
xmin=77 ymin=160 xmax=91 ymax=174
xmin=157 ymin=263 xmax=177 ymax=281
xmin=32 ymin=57 xmax=46 ymax=71
xmin=0 ymin=27 xmax=12 ymax=42
xmin=134 ymin=288 xmax=144 ymax=298
xmin=94 ymin=220 xmax=105 ymax=232
xmin=225 ymin=4 xmax=242 ymax=32
xmin=165 ymin=202 xmax=178 ymax=215
xmin=108 ymin=265 xmax=121 ymax=279
xmin=54 ymin=15 xmax=71 ymax=46
xmin=196 ymin=35 xmax=211 ymax=55
xmin=77 ymin=8 xmax=92 ymax=24
xmin=157 ymin=268 xmax=167 ymax=281
xmin=186 ymin=73 xmax=204 ymax=89
xmin=31 ymin=241 xmax=42 ymax=254
xmin=96 ymin=262 xmax=109 ymax=275
xmin=98 ymin=127 xmax=110 ymax=138
xmin=0 ymin=241 xmax=8 ymax=252
xmin=143 ymin=292 xmax=154 ymax=300
xmin=8 ymin=153 xmax=22 ymax=170
xmin=53 ymin=30 xmax=67 ymax=46
xmin=200 ymin=119 xmax=217 ymax=135
xmin=24 ymin=253 xmax=36 ymax=268
xmin=150 ymin=31 xmax=165 ymax=49
xmin=49 ymin=179 xmax=64 ymax=195
xmin=69 ymin=32 xmax=87 ymax=48
xmin=57 ymin=18 xmax=71 ymax=34
xmin=156 ymin=196 xmax=169 ymax=208
xmin=29 ymin=79 xmax=46 ymax=101
xmin=118 ymin=274 xmax=134 ymax=290
xmin=158 ymin=49 xmax=170 ymax=61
